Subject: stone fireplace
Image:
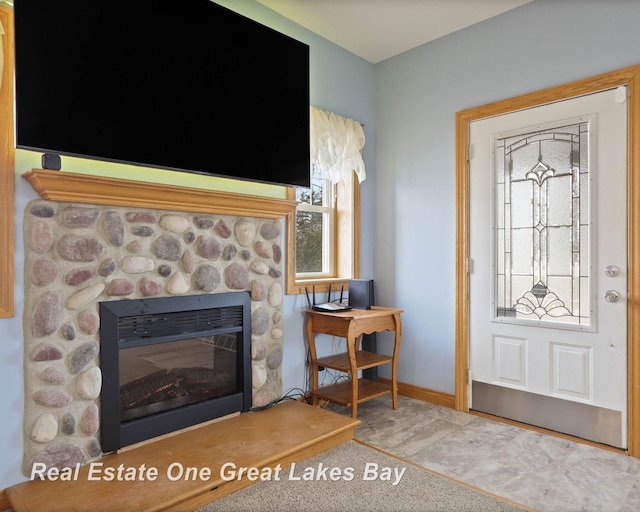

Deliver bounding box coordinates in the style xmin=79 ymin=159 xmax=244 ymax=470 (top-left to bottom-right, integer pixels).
xmin=21 ymin=170 xmax=295 ymax=476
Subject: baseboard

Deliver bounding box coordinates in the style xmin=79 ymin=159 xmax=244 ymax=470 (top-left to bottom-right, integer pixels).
xmin=0 ymin=489 xmax=11 ymax=512
xmin=379 ymin=378 xmax=456 ymax=409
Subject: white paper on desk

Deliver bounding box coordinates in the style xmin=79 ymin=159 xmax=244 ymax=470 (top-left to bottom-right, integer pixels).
xmin=312 ymin=302 xmax=352 ymax=312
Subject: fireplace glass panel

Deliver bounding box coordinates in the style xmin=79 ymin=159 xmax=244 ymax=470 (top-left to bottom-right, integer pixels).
xmin=119 ymin=333 xmax=238 ymax=422
xmin=100 ymin=292 xmax=252 ymax=452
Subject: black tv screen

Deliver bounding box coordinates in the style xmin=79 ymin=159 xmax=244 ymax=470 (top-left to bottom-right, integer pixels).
xmin=14 ymin=0 xmax=310 ymax=188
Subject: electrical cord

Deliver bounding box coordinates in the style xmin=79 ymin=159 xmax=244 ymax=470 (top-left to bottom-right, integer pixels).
xmin=248 ymin=387 xmax=309 ymax=412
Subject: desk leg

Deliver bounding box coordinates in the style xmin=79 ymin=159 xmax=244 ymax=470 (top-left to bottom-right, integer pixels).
xmin=306 ymin=321 xmax=319 ymax=407
xmin=391 ymin=313 xmax=402 ymax=410
xmin=347 ymin=324 xmax=359 ymax=418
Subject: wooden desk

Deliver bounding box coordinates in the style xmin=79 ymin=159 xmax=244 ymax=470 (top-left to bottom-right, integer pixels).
xmin=306 ymin=306 xmax=402 ymax=418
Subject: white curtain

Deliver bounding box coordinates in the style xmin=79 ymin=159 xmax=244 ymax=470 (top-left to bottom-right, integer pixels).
xmin=310 ymin=106 xmax=366 ymax=184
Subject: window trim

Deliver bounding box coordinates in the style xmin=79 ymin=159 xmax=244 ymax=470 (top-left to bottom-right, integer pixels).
xmin=286 ymin=170 xmax=360 ymax=295
xmin=0 ymin=6 xmax=15 ymax=319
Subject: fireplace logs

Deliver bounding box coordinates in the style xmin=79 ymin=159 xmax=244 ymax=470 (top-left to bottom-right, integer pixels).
xmin=119 ymin=367 xmax=235 ymax=422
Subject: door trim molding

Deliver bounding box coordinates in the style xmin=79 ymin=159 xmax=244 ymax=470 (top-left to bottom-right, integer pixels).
xmin=455 ymin=64 xmax=640 ymax=457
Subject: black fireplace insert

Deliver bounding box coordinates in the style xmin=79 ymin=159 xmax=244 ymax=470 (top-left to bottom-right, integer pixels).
xmin=99 ymin=292 xmax=252 ymax=452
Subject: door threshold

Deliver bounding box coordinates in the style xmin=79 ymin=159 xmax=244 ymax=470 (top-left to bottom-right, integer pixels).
xmin=471 ymin=381 xmax=624 ymax=448
xmin=468 ymin=409 xmax=628 ymax=456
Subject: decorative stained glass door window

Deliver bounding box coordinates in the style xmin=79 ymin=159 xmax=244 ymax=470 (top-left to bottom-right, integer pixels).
xmin=495 ymin=121 xmax=590 ymax=327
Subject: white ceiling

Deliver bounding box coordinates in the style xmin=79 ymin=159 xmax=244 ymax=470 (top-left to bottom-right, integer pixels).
xmin=257 ymin=0 xmax=533 ymax=63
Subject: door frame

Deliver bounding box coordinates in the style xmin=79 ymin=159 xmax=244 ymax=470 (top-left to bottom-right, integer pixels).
xmin=455 ymin=64 xmax=640 ymax=456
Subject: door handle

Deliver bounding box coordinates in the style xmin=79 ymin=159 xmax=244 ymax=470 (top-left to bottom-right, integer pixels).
xmin=604 ymin=290 xmax=620 ymax=303
xmin=604 ymin=265 xmax=620 ymax=277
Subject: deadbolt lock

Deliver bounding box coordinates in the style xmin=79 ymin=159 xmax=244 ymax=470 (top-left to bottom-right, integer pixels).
xmin=604 ymin=290 xmax=620 ymax=303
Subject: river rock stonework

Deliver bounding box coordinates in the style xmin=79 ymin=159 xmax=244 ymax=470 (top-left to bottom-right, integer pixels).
xmin=23 ymin=200 xmax=285 ymax=476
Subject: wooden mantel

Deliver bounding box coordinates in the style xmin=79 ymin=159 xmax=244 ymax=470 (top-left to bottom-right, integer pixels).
xmin=23 ymin=168 xmax=298 ymax=219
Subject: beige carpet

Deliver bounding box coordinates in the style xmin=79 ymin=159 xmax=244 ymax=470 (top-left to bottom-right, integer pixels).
xmin=196 ymin=440 xmax=532 ymax=512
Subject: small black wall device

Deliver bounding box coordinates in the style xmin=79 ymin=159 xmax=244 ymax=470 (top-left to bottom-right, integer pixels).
xmin=348 ymin=279 xmax=374 ymax=310
xmin=41 ymin=153 xmax=61 ymax=170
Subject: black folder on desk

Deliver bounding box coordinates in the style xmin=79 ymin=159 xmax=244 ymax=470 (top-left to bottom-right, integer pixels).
xmin=348 ymin=279 xmax=373 ymax=310
xmin=349 ymin=279 xmax=378 ymax=379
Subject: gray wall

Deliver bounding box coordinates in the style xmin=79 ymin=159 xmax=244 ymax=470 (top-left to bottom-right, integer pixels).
xmin=373 ymin=0 xmax=640 ymax=392
xmin=3 ymin=0 xmax=640 ymax=491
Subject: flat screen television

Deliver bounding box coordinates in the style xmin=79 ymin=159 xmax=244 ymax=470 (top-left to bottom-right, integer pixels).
xmin=14 ymin=0 xmax=310 ymax=188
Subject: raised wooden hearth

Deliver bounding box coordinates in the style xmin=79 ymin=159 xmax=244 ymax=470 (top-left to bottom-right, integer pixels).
xmin=6 ymin=401 xmax=359 ymax=512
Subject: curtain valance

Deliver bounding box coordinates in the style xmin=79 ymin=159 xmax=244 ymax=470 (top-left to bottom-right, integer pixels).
xmin=310 ymin=106 xmax=366 ymax=184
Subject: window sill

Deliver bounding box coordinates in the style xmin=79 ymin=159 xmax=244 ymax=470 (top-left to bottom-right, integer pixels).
xmin=287 ymin=277 xmax=351 ymax=295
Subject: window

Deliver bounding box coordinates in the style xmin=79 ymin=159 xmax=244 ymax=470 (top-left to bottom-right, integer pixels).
xmin=495 ymin=122 xmax=590 ymax=327
xmin=286 ymin=106 xmax=365 ymax=295
xmin=286 ymin=171 xmax=360 ymax=295
xmin=295 ymin=176 xmax=335 ymax=277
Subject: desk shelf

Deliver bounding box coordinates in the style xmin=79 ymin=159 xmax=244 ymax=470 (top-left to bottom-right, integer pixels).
xmin=315 ymin=351 xmax=393 ymax=372
xmin=311 ymin=378 xmax=392 ymax=407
